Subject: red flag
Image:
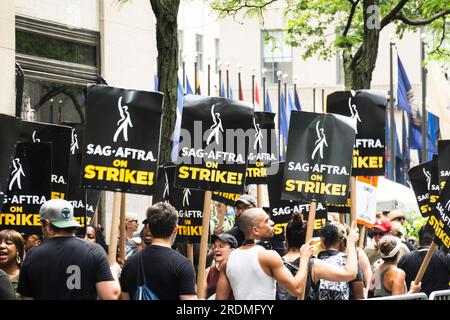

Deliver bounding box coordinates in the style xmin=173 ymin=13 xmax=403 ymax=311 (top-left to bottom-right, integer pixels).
xmin=254 ymin=82 xmax=260 ymax=110
xmin=239 ymin=76 xmax=244 ymax=101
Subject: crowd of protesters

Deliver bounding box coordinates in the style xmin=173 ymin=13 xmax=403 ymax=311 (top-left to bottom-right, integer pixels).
xmin=0 ymin=193 xmax=449 ymax=300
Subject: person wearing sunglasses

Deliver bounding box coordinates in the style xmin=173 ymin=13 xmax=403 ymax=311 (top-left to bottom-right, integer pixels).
xmin=125 ymin=213 xmax=140 ymax=261
xmin=387 ymin=210 xmax=407 ymax=226
xmin=364 ymin=217 xmax=410 ymax=269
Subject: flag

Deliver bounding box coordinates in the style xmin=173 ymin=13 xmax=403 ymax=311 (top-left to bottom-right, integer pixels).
xmin=254 ymin=82 xmax=260 ymax=110
xmin=239 ymin=76 xmax=244 ymax=101
xmin=172 ymin=79 xmax=184 ymax=162
xmin=280 ymin=93 xmax=288 ymax=146
xmin=410 ymin=111 xmax=440 ymax=162
xmin=397 ymin=56 xmax=412 ymax=113
xmin=220 ymin=82 xmax=225 ymax=97
xmin=154 ymin=73 xmax=159 ymax=92
xmin=294 ymin=87 xmax=302 ymax=111
xmin=427 ymin=62 xmax=450 ymax=139
xmin=400 ymin=113 xmax=410 ymax=185
xmin=195 ymin=70 xmax=201 ymax=95
xmin=287 ymin=92 xmax=296 ymax=126
xmin=229 ymin=85 xmax=234 ymax=100
xmin=186 ymin=76 xmax=193 ymax=94
xmin=265 ymin=91 xmax=272 ymax=113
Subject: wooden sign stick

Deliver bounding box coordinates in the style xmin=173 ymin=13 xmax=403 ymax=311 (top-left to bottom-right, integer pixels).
xmin=414 ymin=241 xmax=438 ymax=285
xmin=350 ymin=176 xmax=357 ymax=226
xmin=196 ymin=190 xmax=212 ymax=299
xmin=108 ymin=192 xmax=122 ymax=265
xmin=305 ymin=201 xmax=317 ymax=242
xmin=358 ymin=226 xmax=366 ymax=248
xmin=187 ymin=243 xmax=194 ymax=263
xmin=118 ymin=193 xmax=126 ymax=264
xmin=257 ymin=184 xmax=264 ymax=208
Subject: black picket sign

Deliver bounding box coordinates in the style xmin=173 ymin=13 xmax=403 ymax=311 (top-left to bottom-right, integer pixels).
xmin=327 ymin=90 xmax=386 ymax=176
xmin=175 ymin=95 xmax=254 ymax=193
xmin=282 ymin=111 xmax=355 ymax=204
xmin=155 ymin=165 xmax=204 ymax=243
xmin=268 ymin=162 xmax=327 ymax=241
xmin=212 ymin=190 xmax=241 ymax=207
xmin=81 ymin=85 xmax=163 ymax=195
xmin=438 ymin=140 xmax=450 ymax=190
xmin=0 ymin=142 xmax=51 ymax=235
xmin=426 ymin=173 xmax=450 ymax=249
xmin=20 ymin=120 xmax=71 ymax=198
xmin=409 ymin=155 xmax=440 ymax=217
xmin=246 ymin=112 xmax=278 ymax=185
xmin=0 ymin=114 xmax=20 ymax=201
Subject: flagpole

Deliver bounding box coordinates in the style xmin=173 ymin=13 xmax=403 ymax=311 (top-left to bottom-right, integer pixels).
xmin=218 ymin=61 xmax=222 ymax=97
xmin=226 ymin=62 xmax=230 ymax=99
xmin=238 ymin=64 xmax=242 ymax=100
xmin=293 ymin=77 xmax=297 ymax=106
xmin=389 ymin=39 xmax=396 ymax=180
xmin=262 ymin=68 xmax=267 ymax=111
xmin=420 ymin=32 xmax=428 ymax=162
xmin=312 ymin=81 xmax=317 ymax=112
xmin=252 ymin=67 xmax=255 ymax=107
xmin=207 ymin=59 xmax=211 ymax=96
xmin=321 ymin=82 xmax=325 ymax=113
xmin=182 ymin=54 xmax=186 ymax=94
xmin=194 ymin=61 xmax=198 ymax=95
xmin=283 ymin=74 xmax=288 ymax=107
xmin=277 ymin=70 xmax=282 ymax=159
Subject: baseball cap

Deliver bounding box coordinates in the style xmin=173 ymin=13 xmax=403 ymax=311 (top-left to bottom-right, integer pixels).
xmin=372 ymin=217 xmax=392 ymax=232
xmin=39 ymin=199 xmax=80 ymax=229
xmin=387 ymin=210 xmax=406 ymax=222
xmin=211 ymin=233 xmax=238 ymax=249
xmin=234 ymin=194 xmax=257 ymax=208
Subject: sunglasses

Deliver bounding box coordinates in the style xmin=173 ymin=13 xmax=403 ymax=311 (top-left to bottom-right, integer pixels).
xmin=372 ymin=231 xmax=387 ymax=237
xmin=394 ymin=217 xmax=405 ymax=222
xmin=128 ymin=220 xmax=138 ymax=223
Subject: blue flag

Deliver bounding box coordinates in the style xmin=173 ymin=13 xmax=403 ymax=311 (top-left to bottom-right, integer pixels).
xmin=287 ymin=92 xmax=295 ymax=127
xmin=154 ymin=73 xmax=159 ymax=92
xmin=294 ymin=88 xmax=302 ymax=111
xmin=280 ymin=93 xmax=289 ymax=146
xmin=220 ymin=83 xmax=226 ymax=98
xmin=229 ymin=85 xmax=234 ymax=100
xmin=265 ymin=91 xmax=272 ymax=113
xmin=172 ymin=79 xmax=184 ymax=162
xmin=397 ymin=56 xmax=412 ymax=113
xmin=186 ymin=76 xmax=193 ymax=95
xmin=399 ymin=113 xmax=410 ymax=185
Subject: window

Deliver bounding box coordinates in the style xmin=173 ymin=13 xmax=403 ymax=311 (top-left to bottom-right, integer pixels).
xmin=196 ymin=34 xmax=203 ymax=71
xmin=15 ymin=16 xmax=100 ymax=124
xmin=215 ymin=38 xmax=220 ymax=73
xmin=261 ymin=30 xmax=292 ymax=84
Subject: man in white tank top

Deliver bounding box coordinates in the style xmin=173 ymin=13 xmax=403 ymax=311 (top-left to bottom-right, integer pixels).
xmin=216 ymin=208 xmax=316 ymax=300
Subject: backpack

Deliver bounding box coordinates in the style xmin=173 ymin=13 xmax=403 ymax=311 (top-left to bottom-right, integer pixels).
xmin=133 ymin=253 xmax=159 ymax=300
xmin=316 ymin=250 xmax=350 ymax=300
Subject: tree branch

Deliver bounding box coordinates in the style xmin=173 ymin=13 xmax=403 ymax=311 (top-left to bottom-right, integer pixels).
xmin=343 ymin=0 xmax=360 ymax=37
xmin=430 ymin=17 xmax=450 ymax=57
xmin=380 ymin=0 xmax=410 ymax=29
xmin=395 ymin=9 xmax=450 ymax=26
xmin=211 ymin=0 xmax=278 ymax=17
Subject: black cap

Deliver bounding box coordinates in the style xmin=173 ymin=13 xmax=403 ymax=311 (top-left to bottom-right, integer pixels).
xmin=211 ymin=233 xmax=238 ymax=249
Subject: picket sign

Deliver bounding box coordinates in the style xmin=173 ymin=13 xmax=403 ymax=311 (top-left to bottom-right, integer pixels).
xmin=350 ymin=176 xmax=357 ymax=225
xmin=257 ymin=184 xmax=264 ymax=208
xmin=187 ymin=243 xmax=194 ymax=264
xmin=305 ymin=201 xmax=317 ymax=242
xmin=196 ymin=191 xmax=212 ymax=299
xmin=108 ymin=192 xmax=122 ymax=265
xmin=119 ymin=193 xmax=126 ymax=263
xmin=414 ymin=241 xmax=438 ymax=285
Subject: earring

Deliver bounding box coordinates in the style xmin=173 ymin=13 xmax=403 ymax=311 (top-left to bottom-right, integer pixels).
xmin=16 ymin=253 xmax=21 ymax=265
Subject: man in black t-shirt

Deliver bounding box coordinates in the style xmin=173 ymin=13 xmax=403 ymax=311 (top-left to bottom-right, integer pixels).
xmin=17 ymin=199 xmax=121 ymax=300
xmin=119 ymin=202 xmax=197 ymax=300
xmin=398 ymin=226 xmax=450 ymax=296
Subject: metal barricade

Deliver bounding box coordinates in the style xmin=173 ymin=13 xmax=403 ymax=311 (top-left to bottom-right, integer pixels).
xmin=367 ymin=293 xmax=428 ymax=300
xmin=429 ymin=289 xmax=450 ymax=300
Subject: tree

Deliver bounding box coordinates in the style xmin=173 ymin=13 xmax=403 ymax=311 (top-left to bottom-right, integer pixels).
xmin=211 ymin=0 xmax=450 ymax=90
xmin=118 ymin=0 xmax=180 ymax=165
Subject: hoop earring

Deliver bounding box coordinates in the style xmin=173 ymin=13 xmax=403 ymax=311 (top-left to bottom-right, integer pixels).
xmin=16 ymin=253 xmax=21 ymax=265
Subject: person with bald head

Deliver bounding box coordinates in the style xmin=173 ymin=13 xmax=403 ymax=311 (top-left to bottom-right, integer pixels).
xmin=216 ymin=208 xmax=316 ymax=300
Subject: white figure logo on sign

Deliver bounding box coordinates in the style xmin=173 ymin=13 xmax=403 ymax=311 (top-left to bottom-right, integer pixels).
xmin=113 ymin=96 xmax=133 ymax=142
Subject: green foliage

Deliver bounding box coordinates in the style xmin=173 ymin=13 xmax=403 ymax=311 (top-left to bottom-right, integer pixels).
xmin=403 ymin=215 xmax=428 ymax=239
xmin=210 ymin=0 xmax=450 ymax=63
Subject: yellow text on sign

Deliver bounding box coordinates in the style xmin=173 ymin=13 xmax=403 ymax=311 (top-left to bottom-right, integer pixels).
xmin=84 ymin=160 xmax=155 ymax=185
xmin=178 ymin=166 xmax=243 ymax=185
xmin=285 ymin=179 xmax=347 ymax=196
